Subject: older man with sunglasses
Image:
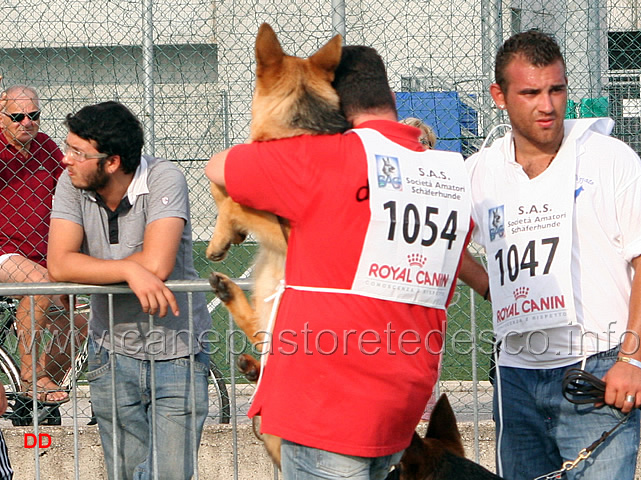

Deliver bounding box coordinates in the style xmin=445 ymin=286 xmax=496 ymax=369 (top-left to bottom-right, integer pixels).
xmin=0 ymin=84 xmax=84 ymax=406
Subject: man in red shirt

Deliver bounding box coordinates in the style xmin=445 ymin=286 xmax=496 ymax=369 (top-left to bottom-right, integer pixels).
xmin=206 ymin=46 xmax=487 ymax=478
xmin=0 ymin=85 xmax=77 ymax=403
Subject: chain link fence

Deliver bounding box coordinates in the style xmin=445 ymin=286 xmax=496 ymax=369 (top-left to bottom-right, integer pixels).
xmin=1 ymin=0 xmax=640 ymax=444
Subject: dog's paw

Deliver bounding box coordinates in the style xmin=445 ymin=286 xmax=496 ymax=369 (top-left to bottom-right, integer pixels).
xmin=238 ymin=354 xmax=261 ymax=382
xmin=209 ymin=272 xmax=233 ymax=303
xmin=206 ymin=243 xmax=231 ymax=262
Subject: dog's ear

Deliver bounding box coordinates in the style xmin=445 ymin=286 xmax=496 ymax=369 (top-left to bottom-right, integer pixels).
xmin=425 ymin=394 xmax=465 ymax=457
xmin=398 ymin=432 xmax=428 ymax=479
xmin=309 ymin=34 xmax=343 ymax=74
xmin=255 ymin=23 xmax=285 ymax=74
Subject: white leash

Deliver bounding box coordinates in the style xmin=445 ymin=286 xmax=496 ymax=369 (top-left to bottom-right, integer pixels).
xmin=478 ymin=124 xmax=512 ymax=151
xmin=249 ymin=281 xmax=374 ymax=403
xmin=249 ymin=280 xmax=286 ymax=402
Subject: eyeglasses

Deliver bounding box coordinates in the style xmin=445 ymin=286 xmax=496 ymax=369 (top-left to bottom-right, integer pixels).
xmin=63 ymin=142 xmax=109 ymax=162
xmin=2 ymin=110 xmax=41 ymax=123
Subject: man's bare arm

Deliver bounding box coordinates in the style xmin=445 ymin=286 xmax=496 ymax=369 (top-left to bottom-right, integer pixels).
xmin=48 ymin=217 xmax=181 ymax=317
xmin=603 ymin=254 xmax=641 ymax=412
xmin=458 ymin=248 xmax=490 ymax=300
xmin=205 ymin=148 xmax=231 ymax=186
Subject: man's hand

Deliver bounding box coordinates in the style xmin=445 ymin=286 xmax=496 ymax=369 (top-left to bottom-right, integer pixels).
xmin=605 ymin=255 xmax=641 ymax=413
xmin=124 ymin=262 xmax=179 ymax=318
xmin=603 ymin=360 xmax=641 ymax=413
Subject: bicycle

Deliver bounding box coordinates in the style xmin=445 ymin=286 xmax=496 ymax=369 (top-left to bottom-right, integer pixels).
xmin=0 ymin=295 xmax=231 ymax=426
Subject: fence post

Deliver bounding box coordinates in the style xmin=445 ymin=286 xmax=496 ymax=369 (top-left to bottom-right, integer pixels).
xmin=480 ymin=0 xmax=503 ymax=135
xmin=142 ymin=0 xmax=155 ymax=155
xmin=470 ymin=287 xmax=480 ymax=463
xmin=332 ymin=0 xmax=346 ymax=42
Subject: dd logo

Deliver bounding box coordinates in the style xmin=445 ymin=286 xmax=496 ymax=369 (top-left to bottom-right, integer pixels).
xmin=23 ymin=433 xmax=51 ymax=449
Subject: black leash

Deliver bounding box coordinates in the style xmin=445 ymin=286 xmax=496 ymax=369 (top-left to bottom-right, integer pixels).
xmin=532 ymin=368 xmax=632 ymax=480
xmin=562 ymin=368 xmax=607 ymax=405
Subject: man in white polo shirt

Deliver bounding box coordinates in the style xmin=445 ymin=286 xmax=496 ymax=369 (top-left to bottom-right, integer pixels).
xmin=466 ymin=30 xmax=641 ymax=480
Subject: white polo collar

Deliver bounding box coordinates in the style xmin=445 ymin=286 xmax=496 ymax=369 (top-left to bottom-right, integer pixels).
xmin=126 ymin=155 xmax=150 ymax=204
xmin=83 ymin=155 xmax=150 ymax=204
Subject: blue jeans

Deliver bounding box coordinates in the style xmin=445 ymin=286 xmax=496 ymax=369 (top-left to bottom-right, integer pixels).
xmin=281 ymin=439 xmax=403 ymax=480
xmin=494 ymin=347 xmax=640 ymax=480
xmin=87 ymin=338 xmax=209 ymax=480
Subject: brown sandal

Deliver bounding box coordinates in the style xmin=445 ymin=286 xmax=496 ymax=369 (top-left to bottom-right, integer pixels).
xmin=19 ymin=373 xmax=70 ymax=405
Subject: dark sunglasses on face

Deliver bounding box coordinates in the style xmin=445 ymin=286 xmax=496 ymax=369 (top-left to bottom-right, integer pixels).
xmin=2 ymin=110 xmax=41 ymax=123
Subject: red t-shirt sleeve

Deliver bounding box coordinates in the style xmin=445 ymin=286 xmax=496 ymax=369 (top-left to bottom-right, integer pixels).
xmin=225 ymin=136 xmax=332 ymax=221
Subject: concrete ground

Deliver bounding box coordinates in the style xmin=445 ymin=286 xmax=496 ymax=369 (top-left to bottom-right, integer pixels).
xmin=6 ymin=419 xmax=641 ymax=479
xmin=3 ymin=421 xmax=497 ymax=479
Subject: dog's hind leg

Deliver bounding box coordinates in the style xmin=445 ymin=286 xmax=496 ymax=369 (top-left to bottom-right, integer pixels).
xmin=263 ymin=433 xmax=282 ymax=469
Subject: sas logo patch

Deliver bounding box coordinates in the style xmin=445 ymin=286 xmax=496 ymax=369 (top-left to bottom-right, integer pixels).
xmin=376 ymin=154 xmax=402 ymax=190
xmin=488 ymin=205 xmax=505 ymax=241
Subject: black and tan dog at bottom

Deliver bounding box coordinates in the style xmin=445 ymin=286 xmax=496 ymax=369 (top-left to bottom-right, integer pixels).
xmin=386 ymin=394 xmax=503 ymax=480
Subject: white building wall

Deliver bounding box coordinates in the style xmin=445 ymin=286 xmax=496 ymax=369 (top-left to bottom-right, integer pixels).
xmin=0 ymin=0 xmax=637 ymax=240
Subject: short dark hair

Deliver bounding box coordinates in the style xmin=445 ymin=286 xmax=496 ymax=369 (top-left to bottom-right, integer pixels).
xmin=495 ymin=30 xmax=566 ymax=92
xmin=64 ymin=101 xmax=144 ymax=174
xmin=332 ymin=46 xmax=397 ymax=119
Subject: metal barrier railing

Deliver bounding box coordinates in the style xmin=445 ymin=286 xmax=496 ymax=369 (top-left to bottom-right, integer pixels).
xmin=0 ymin=278 xmax=484 ymax=479
xmin=0 ymin=279 xmax=260 ymax=480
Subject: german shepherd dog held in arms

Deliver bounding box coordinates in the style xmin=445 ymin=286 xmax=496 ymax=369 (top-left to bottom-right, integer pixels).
xmin=206 ymin=23 xmax=349 ymax=467
xmin=386 ymin=394 xmax=503 ymax=480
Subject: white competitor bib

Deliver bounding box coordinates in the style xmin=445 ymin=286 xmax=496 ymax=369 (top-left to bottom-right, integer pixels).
xmin=350 ymin=128 xmax=471 ymax=309
xmin=477 ymin=119 xmax=613 ymax=340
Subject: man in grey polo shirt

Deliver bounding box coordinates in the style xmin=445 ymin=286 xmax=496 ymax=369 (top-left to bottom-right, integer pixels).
xmin=47 ymin=101 xmax=210 ymax=480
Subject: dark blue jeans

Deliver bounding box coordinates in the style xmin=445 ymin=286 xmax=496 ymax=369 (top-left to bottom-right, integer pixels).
xmin=494 ymin=347 xmax=640 ymax=480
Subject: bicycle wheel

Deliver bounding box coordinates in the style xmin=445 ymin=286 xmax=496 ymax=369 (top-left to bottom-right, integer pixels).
xmin=0 ymin=345 xmax=26 ymax=426
xmin=0 ymin=345 xmax=19 ymax=398
xmin=208 ymin=359 xmax=231 ymax=424
xmin=0 ymin=346 xmax=63 ymax=426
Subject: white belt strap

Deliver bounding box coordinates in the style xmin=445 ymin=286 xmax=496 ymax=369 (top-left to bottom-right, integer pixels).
xmin=250 ymin=281 xmax=378 ymax=403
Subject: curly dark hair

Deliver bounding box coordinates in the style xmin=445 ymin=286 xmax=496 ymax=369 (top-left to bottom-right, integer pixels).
xmin=64 ymin=101 xmax=144 ymax=174
xmin=495 ymin=30 xmax=566 ymax=92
